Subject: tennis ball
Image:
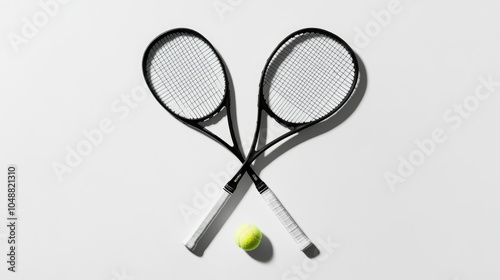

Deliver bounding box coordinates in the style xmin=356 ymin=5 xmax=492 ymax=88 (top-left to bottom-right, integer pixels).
xmin=235 ymin=224 xmax=262 ymax=251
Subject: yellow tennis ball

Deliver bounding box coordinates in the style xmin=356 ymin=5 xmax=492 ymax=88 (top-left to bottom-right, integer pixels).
xmin=235 ymin=224 xmax=262 ymax=251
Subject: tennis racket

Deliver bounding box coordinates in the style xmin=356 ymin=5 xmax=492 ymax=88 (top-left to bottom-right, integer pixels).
xmin=184 ymin=28 xmax=359 ymax=250
xmin=142 ymin=28 xmax=312 ymax=251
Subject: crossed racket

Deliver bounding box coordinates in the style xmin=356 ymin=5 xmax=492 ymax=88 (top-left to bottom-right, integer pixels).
xmin=142 ymin=28 xmax=358 ymax=252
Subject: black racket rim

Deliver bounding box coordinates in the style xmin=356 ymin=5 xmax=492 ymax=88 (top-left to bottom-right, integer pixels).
xmin=258 ymin=27 xmax=359 ymax=128
xmin=142 ymin=27 xmax=229 ymax=123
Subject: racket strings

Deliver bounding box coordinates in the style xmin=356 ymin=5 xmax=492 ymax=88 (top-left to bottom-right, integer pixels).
xmin=158 ymin=35 xmax=223 ymax=114
xmin=156 ymin=35 xmax=223 ymax=117
xmin=263 ymin=32 xmax=356 ymax=124
xmin=267 ymin=35 xmax=353 ymax=121
xmin=270 ymin=36 xmax=353 ymax=122
xmin=265 ymin=35 xmax=320 ymax=121
xmin=145 ymin=32 xmax=226 ymax=120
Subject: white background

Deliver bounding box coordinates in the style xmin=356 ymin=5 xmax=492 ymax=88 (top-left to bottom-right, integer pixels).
xmin=1 ymin=0 xmax=500 ymax=279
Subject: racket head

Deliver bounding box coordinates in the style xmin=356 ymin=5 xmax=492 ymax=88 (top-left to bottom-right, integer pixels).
xmin=142 ymin=28 xmax=228 ymax=123
xmin=259 ymin=28 xmax=359 ymax=127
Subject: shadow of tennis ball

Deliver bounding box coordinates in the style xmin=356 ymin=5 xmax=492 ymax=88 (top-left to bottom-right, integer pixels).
xmin=246 ymin=234 xmax=273 ymax=263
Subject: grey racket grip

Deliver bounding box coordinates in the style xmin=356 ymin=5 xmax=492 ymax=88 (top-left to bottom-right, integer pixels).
xmin=183 ymin=190 xmax=231 ymax=251
xmin=261 ymin=188 xmax=312 ymax=251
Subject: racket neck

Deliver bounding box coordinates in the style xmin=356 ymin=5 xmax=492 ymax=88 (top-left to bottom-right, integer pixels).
xmin=224 ymin=108 xmax=267 ymax=193
xmin=249 ymin=103 xmax=264 ymax=154
xmin=225 ymin=158 xmax=254 ymax=192
xmin=224 ymin=97 xmax=244 ymax=158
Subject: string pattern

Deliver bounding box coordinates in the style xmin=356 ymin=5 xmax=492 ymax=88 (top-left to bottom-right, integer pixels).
xmin=263 ymin=32 xmax=356 ymax=124
xmin=144 ymin=32 xmax=226 ymax=120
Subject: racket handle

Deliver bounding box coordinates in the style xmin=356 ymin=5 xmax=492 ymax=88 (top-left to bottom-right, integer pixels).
xmin=261 ymin=188 xmax=312 ymax=251
xmin=183 ymin=190 xmax=231 ymax=251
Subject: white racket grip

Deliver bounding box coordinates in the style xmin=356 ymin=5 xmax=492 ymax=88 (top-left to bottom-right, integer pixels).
xmin=183 ymin=190 xmax=231 ymax=251
xmin=261 ymin=189 xmax=312 ymax=251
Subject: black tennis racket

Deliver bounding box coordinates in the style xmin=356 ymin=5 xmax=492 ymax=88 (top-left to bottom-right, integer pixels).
xmin=142 ymin=28 xmax=312 ymax=251
xmin=183 ymin=28 xmax=359 ymax=250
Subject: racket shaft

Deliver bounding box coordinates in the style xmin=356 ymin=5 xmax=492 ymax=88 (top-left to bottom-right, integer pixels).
xmin=183 ymin=190 xmax=231 ymax=251
xmin=261 ymin=188 xmax=312 ymax=251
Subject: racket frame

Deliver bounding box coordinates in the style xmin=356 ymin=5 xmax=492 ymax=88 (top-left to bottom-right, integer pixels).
xmin=143 ymin=28 xmax=267 ymax=188
xmin=225 ymin=27 xmax=359 ymax=190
